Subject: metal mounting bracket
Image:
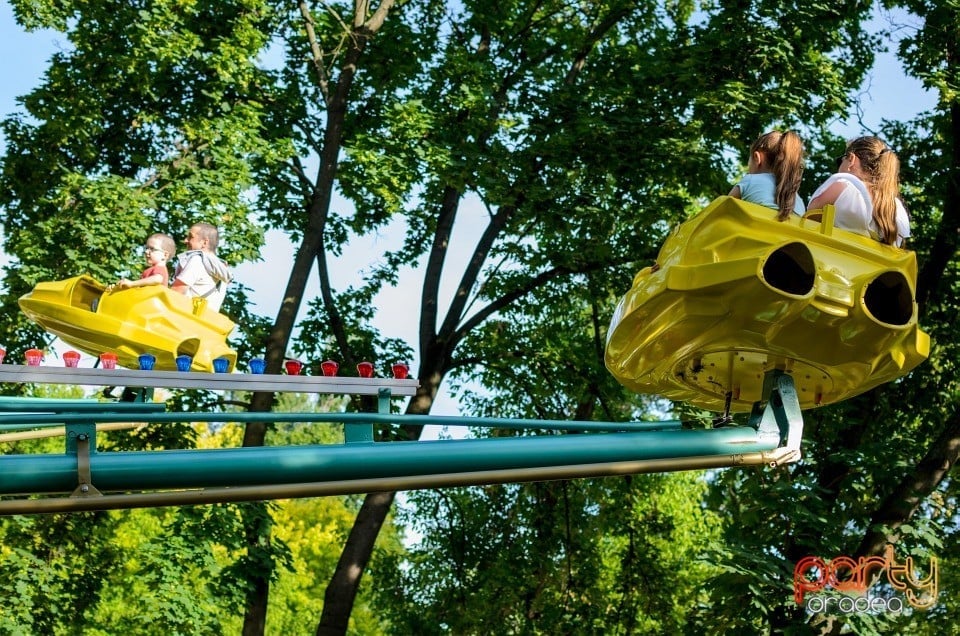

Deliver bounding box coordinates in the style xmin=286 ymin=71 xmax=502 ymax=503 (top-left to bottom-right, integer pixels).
xmin=748 ymin=370 xmax=804 ymax=465
xmin=70 ymin=433 xmax=103 ymax=498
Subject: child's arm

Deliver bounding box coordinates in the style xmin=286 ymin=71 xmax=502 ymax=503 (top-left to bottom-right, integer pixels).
xmin=116 ymin=274 xmax=164 ymax=289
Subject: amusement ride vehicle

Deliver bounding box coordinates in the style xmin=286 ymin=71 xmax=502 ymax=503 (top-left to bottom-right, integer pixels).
xmin=18 ymin=274 xmax=236 ymax=373
xmin=604 ymin=196 xmax=929 ymax=414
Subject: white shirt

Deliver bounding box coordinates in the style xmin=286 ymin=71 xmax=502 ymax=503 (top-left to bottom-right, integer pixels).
xmin=174 ymin=251 xmax=231 ymax=312
xmin=810 ymin=173 xmax=910 ymax=247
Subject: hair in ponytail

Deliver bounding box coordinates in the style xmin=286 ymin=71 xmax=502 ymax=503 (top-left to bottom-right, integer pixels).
xmin=750 ymin=130 xmax=805 ymax=221
xmin=846 ymin=136 xmax=899 ymax=245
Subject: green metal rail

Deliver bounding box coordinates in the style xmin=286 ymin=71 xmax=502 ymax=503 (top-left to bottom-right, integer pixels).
xmin=0 ymin=371 xmax=803 ymax=515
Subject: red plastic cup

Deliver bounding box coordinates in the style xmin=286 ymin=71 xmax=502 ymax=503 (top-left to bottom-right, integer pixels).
xmin=357 ymin=361 xmax=374 ymax=378
xmin=391 ymin=363 xmax=409 ymax=379
xmin=320 ymin=360 xmax=339 ymax=376
xmin=284 ymin=359 xmax=303 ymax=375
xmin=63 ymin=350 xmax=81 ymax=368
xmin=100 ymin=352 xmax=118 ymax=370
xmin=25 ymin=348 xmax=43 ymax=366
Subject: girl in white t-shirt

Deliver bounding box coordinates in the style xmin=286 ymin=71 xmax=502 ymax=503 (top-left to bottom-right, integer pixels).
xmin=729 ymin=130 xmax=806 ymax=220
xmin=808 ymin=136 xmax=910 ymax=247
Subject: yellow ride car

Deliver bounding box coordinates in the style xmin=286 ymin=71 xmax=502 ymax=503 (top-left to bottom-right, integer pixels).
xmin=19 ymin=275 xmax=237 ymax=372
xmin=605 ymin=196 xmax=929 ymax=412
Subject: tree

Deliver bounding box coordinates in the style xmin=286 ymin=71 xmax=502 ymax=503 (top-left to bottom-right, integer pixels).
xmin=689 ymin=4 xmax=960 ymax=633
xmin=294 ymin=1 xmax=877 ymax=632
xmin=0 ymin=391 xmax=399 ymax=633
xmin=375 ymin=472 xmax=721 ymax=634
xmin=1 ymin=0 xmax=885 ymax=633
xmin=0 ymin=0 xmax=277 ymax=364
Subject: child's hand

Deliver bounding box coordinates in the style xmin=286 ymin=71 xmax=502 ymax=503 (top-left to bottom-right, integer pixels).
xmin=115 ymin=278 xmax=134 ymax=290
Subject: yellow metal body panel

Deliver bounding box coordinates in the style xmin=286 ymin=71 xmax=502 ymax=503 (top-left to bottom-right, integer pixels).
xmin=605 ymin=196 xmax=929 ymax=412
xmin=19 ymin=275 xmax=237 ymax=372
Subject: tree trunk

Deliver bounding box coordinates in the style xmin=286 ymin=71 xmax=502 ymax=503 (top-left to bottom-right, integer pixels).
xmin=316 ymin=492 xmax=398 ymax=635
xmin=239 ymin=2 xmax=397 ymax=632
xmin=817 ymin=410 xmax=960 ymax=636
xmin=855 ymin=410 xmax=960 ymax=558
xmin=316 ymin=379 xmax=436 ymax=633
xmin=242 ymin=575 xmax=271 ymax=636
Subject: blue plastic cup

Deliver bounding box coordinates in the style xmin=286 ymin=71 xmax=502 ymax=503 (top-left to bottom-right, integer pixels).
xmin=175 ymin=355 xmax=192 ymax=372
xmin=138 ymin=353 xmax=156 ymax=371
xmin=249 ymin=358 xmax=266 ymax=374
xmin=212 ymin=357 xmax=230 ymax=373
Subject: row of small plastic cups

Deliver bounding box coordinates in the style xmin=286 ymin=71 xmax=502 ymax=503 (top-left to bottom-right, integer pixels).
xmin=230 ymin=358 xmax=411 ymax=378
xmin=12 ymin=348 xmax=411 ymax=378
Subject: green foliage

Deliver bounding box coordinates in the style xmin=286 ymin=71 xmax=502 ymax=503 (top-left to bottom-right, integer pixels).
xmin=4 ymin=0 xmax=960 ymax=634
xmin=0 ymin=512 xmax=123 ymax=633
xmin=0 ymin=412 xmax=398 ymax=634
xmin=86 ymin=509 xmax=230 ymax=635
xmin=0 ymin=0 xmax=282 ymax=362
xmin=267 ymin=496 xmax=396 ymax=634
xmin=375 ymin=472 xmax=721 ymax=634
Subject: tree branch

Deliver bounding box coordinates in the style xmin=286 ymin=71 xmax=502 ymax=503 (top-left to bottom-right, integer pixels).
xmin=855 ymin=407 xmax=960 ymax=558
xmin=565 ymin=3 xmax=633 ymax=85
xmin=299 ymin=0 xmax=331 ymax=102
xmin=419 ymin=185 xmax=461 ymax=355
xmin=451 ymin=265 xmax=571 ymax=345
xmin=437 ymin=202 xmax=517 ymax=341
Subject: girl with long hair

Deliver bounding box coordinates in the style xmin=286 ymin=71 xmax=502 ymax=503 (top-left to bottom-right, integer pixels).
xmin=807 ymin=136 xmax=910 ymax=247
xmin=729 ymin=130 xmax=806 ymax=220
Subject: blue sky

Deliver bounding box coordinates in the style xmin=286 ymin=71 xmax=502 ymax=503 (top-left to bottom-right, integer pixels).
xmin=0 ymin=3 xmax=54 ymax=152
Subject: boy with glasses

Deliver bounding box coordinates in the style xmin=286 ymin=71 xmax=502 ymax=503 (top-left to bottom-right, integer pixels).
xmin=113 ymin=233 xmax=176 ymax=289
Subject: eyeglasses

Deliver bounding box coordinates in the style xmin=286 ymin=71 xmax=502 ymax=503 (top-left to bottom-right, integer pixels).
xmin=144 ymin=246 xmax=165 ymax=254
xmin=834 ymin=154 xmax=847 ymax=168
